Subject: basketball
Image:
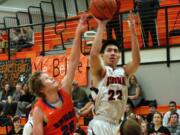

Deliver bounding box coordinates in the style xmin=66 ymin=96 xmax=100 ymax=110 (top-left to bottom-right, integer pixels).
xmin=89 ymin=0 xmax=118 ymax=20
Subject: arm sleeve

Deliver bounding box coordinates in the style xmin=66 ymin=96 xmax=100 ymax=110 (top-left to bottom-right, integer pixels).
xmin=23 ymin=123 xmax=33 ymax=135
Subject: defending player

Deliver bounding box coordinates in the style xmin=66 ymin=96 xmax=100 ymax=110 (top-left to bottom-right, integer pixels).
xmin=29 ymin=15 xmax=87 ymax=135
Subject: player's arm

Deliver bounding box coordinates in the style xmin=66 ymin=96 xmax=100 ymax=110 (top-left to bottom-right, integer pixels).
xmin=33 ymin=107 xmax=44 ymax=135
xmin=61 ymin=14 xmax=87 ymax=95
xmin=79 ymin=101 xmax=94 ymax=116
xmin=90 ymin=19 xmax=108 ymax=80
xmin=124 ymin=11 xmax=140 ymax=76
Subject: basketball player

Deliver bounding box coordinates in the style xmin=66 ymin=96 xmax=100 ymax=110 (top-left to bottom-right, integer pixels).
xmin=28 ymin=15 xmax=87 ymax=135
xmin=88 ymin=11 xmax=140 ymax=135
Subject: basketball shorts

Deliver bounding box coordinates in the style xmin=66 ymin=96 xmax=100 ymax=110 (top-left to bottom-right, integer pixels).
xmin=87 ymin=118 xmax=119 ymax=135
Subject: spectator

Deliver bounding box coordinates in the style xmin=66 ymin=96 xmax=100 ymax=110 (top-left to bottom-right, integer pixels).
xmin=20 ymin=27 xmax=33 ymax=49
xmin=124 ymin=103 xmax=136 ymax=120
xmin=72 ymin=80 xmax=89 ymax=109
xmin=167 ymin=112 xmax=180 ymax=135
xmin=135 ymin=0 xmax=160 ymax=48
xmin=106 ymin=0 xmax=121 ymax=44
xmin=0 ymin=30 xmax=8 ymax=53
xmin=3 ymin=95 xmax=17 ymax=116
xmin=11 ymin=28 xmax=33 ymax=52
xmin=0 ymin=104 xmax=12 ymax=127
xmin=149 ymin=111 xmax=170 ymax=135
xmin=21 ymin=27 xmax=33 ymax=44
xmin=76 ymin=84 xmax=102 ymax=121
xmin=146 ymin=102 xmax=157 ymax=123
xmin=128 ymin=75 xmax=143 ymax=108
xmin=8 ymin=116 xmax=23 ymax=135
xmin=3 ymin=82 xmax=23 ymax=116
xmin=12 ymin=82 xmax=23 ymax=102
xmin=16 ymin=83 xmax=35 ymax=116
xmin=76 ymin=86 xmax=98 ymax=125
xmin=0 ymin=84 xmax=15 ymax=115
xmin=163 ymin=101 xmax=180 ymax=126
xmin=0 ymin=83 xmax=14 ymax=102
xmin=11 ymin=28 xmax=22 ymax=51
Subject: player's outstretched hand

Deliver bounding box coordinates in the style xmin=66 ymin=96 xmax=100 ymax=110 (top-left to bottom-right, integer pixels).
xmin=76 ymin=13 xmax=88 ymax=34
xmin=93 ymin=16 xmax=109 ymax=30
xmin=128 ymin=11 xmax=136 ymax=33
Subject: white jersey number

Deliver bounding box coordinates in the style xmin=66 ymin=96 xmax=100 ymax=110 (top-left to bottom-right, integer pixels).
xmin=108 ymin=89 xmax=122 ymax=101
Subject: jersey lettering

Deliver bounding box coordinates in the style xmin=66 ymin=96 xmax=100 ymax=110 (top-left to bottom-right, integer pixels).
xmin=107 ymin=76 xmax=125 ymax=86
xmin=54 ymin=109 xmax=76 ymax=134
xmin=61 ymin=120 xmax=75 ymax=135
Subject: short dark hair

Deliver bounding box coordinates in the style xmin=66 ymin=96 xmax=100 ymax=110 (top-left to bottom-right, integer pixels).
xmin=16 ymin=81 xmax=23 ymax=87
xmin=120 ymin=118 xmax=141 ymax=135
xmin=100 ymin=39 xmax=121 ymax=53
xmin=170 ymin=112 xmax=179 ymax=119
xmin=13 ymin=116 xmax=20 ymax=123
xmin=169 ymin=101 xmax=176 ymax=106
xmin=149 ymin=102 xmax=157 ymax=108
xmin=28 ymin=71 xmax=45 ymax=98
xmin=153 ymin=111 xmax=163 ymax=119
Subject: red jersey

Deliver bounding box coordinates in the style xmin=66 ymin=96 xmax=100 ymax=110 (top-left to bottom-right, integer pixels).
xmin=35 ymin=89 xmax=77 ymax=135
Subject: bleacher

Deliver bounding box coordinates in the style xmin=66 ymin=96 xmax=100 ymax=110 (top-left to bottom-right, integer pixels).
xmin=134 ymin=105 xmax=180 ymax=116
xmin=35 ymin=0 xmax=179 ymax=54
xmin=0 ymin=0 xmax=179 ymax=60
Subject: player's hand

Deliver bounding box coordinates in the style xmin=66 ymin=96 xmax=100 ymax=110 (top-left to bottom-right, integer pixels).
xmin=94 ymin=17 xmax=109 ymax=30
xmin=76 ymin=13 xmax=88 ymax=34
xmin=128 ymin=11 xmax=136 ymax=33
xmin=95 ymin=18 xmax=109 ymax=25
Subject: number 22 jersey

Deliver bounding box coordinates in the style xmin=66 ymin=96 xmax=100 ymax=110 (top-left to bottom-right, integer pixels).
xmin=94 ymin=66 xmax=128 ymax=124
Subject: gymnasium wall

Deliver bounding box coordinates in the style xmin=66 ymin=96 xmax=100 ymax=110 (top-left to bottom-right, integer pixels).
xmin=136 ymin=62 xmax=180 ymax=105
xmin=125 ymin=47 xmax=180 ymax=105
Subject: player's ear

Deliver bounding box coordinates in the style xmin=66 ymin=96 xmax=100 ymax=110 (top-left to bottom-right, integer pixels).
xmin=117 ymin=52 xmax=121 ymax=59
xmin=100 ymin=53 xmax=103 ymax=58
